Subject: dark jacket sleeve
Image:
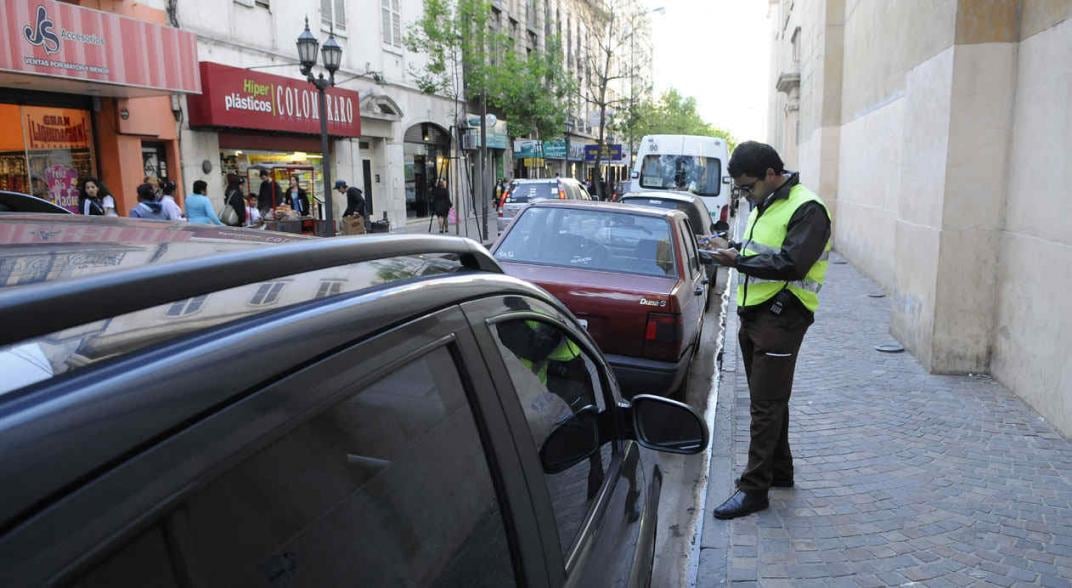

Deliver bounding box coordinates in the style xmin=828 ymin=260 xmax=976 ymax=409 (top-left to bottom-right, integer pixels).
xmin=736 ymin=202 xmax=831 ymax=281
xmin=300 ymin=191 xmax=311 ymax=216
xmin=227 ymin=190 xmax=246 ymax=223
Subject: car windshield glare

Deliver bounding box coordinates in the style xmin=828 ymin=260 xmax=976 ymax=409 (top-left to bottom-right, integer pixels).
xmin=639 ymin=155 xmax=721 ymax=196
xmin=0 ymin=254 xmax=467 ymax=399
xmin=495 ymin=207 xmax=677 ymax=278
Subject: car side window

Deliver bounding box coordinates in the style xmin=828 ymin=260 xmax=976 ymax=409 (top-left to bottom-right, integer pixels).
xmin=73 ymin=346 xmax=516 ymax=587
xmin=680 ymin=219 xmax=700 ymax=277
xmin=491 ymin=318 xmax=613 ymax=558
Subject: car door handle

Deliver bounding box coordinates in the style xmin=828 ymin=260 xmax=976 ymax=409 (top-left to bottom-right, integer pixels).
xmin=694 ymin=286 xmax=704 ymax=296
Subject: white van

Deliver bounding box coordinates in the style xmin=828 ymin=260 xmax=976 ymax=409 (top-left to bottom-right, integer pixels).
xmin=626 ymin=134 xmax=733 ymax=228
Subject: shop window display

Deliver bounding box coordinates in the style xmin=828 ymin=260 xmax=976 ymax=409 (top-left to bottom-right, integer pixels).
xmin=0 ymin=105 xmax=95 ymax=212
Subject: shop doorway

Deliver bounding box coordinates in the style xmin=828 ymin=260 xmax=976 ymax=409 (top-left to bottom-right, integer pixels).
xmin=403 ymin=123 xmax=450 ymax=219
xmin=362 ymin=159 xmax=374 ymax=216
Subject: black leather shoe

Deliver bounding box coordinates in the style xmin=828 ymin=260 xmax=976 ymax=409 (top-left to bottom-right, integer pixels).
xmin=735 ymin=476 xmax=793 ymax=488
xmin=713 ymin=490 xmax=769 ymax=520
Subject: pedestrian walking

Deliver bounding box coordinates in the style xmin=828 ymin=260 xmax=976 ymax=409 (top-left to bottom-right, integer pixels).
xmin=256 ymin=169 xmax=279 ymax=218
xmin=159 ymin=178 xmax=184 ymax=221
xmin=184 ymin=180 xmax=223 ymax=225
xmin=431 ymin=179 xmax=452 ymax=233
xmin=128 ymin=183 xmax=168 ymax=220
xmin=708 ymin=141 xmax=832 ymax=520
xmin=223 ymin=174 xmax=247 ymax=227
xmin=77 ymin=177 xmax=107 ymax=216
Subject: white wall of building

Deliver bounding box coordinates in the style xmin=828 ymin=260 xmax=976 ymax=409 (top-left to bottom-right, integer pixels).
xmin=769 ymin=0 xmax=1072 ymax=436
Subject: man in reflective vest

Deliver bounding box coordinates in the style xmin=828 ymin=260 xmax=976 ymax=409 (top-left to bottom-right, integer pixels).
xmin=708 ymin=142 xmax=832 ymax=519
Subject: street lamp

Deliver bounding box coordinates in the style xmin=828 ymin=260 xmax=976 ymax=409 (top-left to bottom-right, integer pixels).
xmin=296 ymin=18 xmax=342 ymax=235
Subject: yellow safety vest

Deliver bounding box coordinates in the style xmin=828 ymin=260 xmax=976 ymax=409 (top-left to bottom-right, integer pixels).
xmin=736 ymin=184 xmax=831 ymax=312
xmin=518 ymin=320 xmax=582 ymax=384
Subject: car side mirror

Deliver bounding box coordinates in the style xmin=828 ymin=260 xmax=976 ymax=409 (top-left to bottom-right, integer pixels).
xmin=539 ymin=406 xmax=601 ymax=473
xmin=626 ymin=395 xmax=708 ymax=454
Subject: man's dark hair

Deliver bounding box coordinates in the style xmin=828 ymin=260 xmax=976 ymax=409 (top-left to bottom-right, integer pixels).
xmin=136 ymin=183 xmax=157 ymax=201
xmin=259 ymin=169 xmax=269 ymax=179
xmin=727 ymin=141 xmax=785 ymax=179
xmin=192 ymin=180 xmax=207 ymax=195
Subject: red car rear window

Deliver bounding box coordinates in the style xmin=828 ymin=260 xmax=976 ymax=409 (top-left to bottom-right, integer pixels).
xmin=495 ymin=207 xmax=677 ymax=278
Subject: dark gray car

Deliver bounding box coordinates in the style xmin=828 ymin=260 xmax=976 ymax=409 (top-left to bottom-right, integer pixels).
xmin=0 ymin=214 xmax=707 ymax=587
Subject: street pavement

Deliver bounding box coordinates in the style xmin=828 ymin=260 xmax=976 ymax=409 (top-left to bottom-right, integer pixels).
xmin=696 ymin=252 xmax=1072 ymax=587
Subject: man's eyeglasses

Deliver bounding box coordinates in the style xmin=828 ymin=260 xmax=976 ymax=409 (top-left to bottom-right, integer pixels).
xmin=735 ymin=178 xmax=761 ymax=194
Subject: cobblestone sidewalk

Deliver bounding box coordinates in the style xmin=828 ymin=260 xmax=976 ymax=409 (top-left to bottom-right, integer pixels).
xmin=698 ymin=252 xmax=1072 ymax=588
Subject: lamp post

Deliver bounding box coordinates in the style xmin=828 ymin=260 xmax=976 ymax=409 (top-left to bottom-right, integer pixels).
xmin=296 ymin=18 xmax=342 ymax=235
xmin=564 ymin=119 xmax=575 ymax=178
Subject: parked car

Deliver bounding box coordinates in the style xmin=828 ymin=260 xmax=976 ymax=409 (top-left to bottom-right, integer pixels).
xmin=0 ymin=214 xmax=707 ymax=587
xmin=497 ymin=178 xmax=592 ymax=232
xmin=0 ymin=190 xmax=73 ymax=214
xmin=620 ymin=190 xmax=725 ymax=310
xmin=491 ymin=200 xmax=712 ymax=398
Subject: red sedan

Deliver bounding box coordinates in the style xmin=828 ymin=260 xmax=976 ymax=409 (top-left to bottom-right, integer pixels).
xmin=491 ymin=200 xmax=710 ymax=398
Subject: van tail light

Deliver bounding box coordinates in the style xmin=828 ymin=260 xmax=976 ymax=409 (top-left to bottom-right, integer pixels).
xmin=720 ymin=205 xmax=730 ymax=223
xmin=559 ymin=188 xmax=567 ymax=199
xmin=644 ymin=312 xmax=682 ymax=361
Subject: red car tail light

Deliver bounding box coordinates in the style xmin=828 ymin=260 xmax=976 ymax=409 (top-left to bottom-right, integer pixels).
xmin=720 ymin=205 xmax=730 ymax=223
xmin=559 ymin=187 xmax=567 ymax=199
xmin=644 ymin=312 xmax=682 ymax=361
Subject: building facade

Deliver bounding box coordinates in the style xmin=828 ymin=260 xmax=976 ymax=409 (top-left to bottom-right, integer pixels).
xmin=175 ymin=0 xmax=464 ymax=228
xmin=768 ymin=0 xmax=1072 ymax=436
xmin=0 ymin=0 xmax=200 ymax=214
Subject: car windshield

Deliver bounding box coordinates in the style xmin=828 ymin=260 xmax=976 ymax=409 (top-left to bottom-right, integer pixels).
xmin=505 ymin=182 xmax=557 ymax=203
xmin=639 ymin=155 xmax=721 ymax=196
xmin=495 ymin=207 xmax=677 ymax=278
xmin=622 ymin=197 xmax=707 ymax=235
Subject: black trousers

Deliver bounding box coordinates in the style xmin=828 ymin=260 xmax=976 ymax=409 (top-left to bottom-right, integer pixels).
xmin=737 ymin=298 xmax=813 ymax=494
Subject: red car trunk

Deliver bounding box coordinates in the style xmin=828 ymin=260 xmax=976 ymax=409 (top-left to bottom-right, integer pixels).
xmin=498 ymin=261 xmax=683 ymax=360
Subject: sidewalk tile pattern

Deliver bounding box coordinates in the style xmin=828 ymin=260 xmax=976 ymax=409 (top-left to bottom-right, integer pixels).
xmin=713 ymin=254 xmax=1072 ymax=587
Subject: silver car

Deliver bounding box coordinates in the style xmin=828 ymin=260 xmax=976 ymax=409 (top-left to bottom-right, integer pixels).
xmin=496 ymin=178 xmax=592 ymax=232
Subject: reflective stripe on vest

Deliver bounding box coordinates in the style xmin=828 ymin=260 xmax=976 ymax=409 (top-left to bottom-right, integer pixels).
xmin=737 ymin=183 xmax=831 ymax=312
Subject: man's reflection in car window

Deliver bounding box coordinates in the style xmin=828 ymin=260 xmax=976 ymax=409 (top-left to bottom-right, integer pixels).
xmin=494 ymin=318 xmax=611 ymax=556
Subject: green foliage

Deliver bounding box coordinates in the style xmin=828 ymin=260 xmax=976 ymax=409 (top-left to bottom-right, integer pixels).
xmin=405 ymin=0 xmax=492 ymax=100
xmin=485 ymin=36 xmax=575 ymax=139
xmin=407 ymin=0 xmax=572 ymax=139
xmin=623 ymin=89 xmax=736 ymax=150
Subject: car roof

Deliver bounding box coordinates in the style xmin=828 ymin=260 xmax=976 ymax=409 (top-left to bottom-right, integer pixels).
xmin=511 ymin=178 xmax=573 ymax=184
xmin=621 ymin=190 xmax=703 ymax=204
xmin=0 ymin=192 xmax=74 ymax=214
xmin=524 ymin=199 xmax=688 ymax=220
xmin=0 ymin=214 xmax=312 ymax=287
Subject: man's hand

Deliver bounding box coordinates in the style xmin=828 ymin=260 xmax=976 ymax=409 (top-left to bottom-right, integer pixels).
xmin=710 ymin=248 xmax=739 ymax=267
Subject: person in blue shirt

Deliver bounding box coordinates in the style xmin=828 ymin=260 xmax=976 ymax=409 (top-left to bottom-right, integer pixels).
xmin=184 ymin=180 xmax=223 ymax=225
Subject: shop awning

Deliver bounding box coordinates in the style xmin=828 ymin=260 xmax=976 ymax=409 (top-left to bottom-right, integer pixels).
xmin=0 ymin=1 xmax=201 ymax=97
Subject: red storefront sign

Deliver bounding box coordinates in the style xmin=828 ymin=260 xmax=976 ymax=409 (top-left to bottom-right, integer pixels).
xmin=187 ymin=62 xmax=362 ymax=138
xmin=0 ymin=0 xmax=200 ymax=93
